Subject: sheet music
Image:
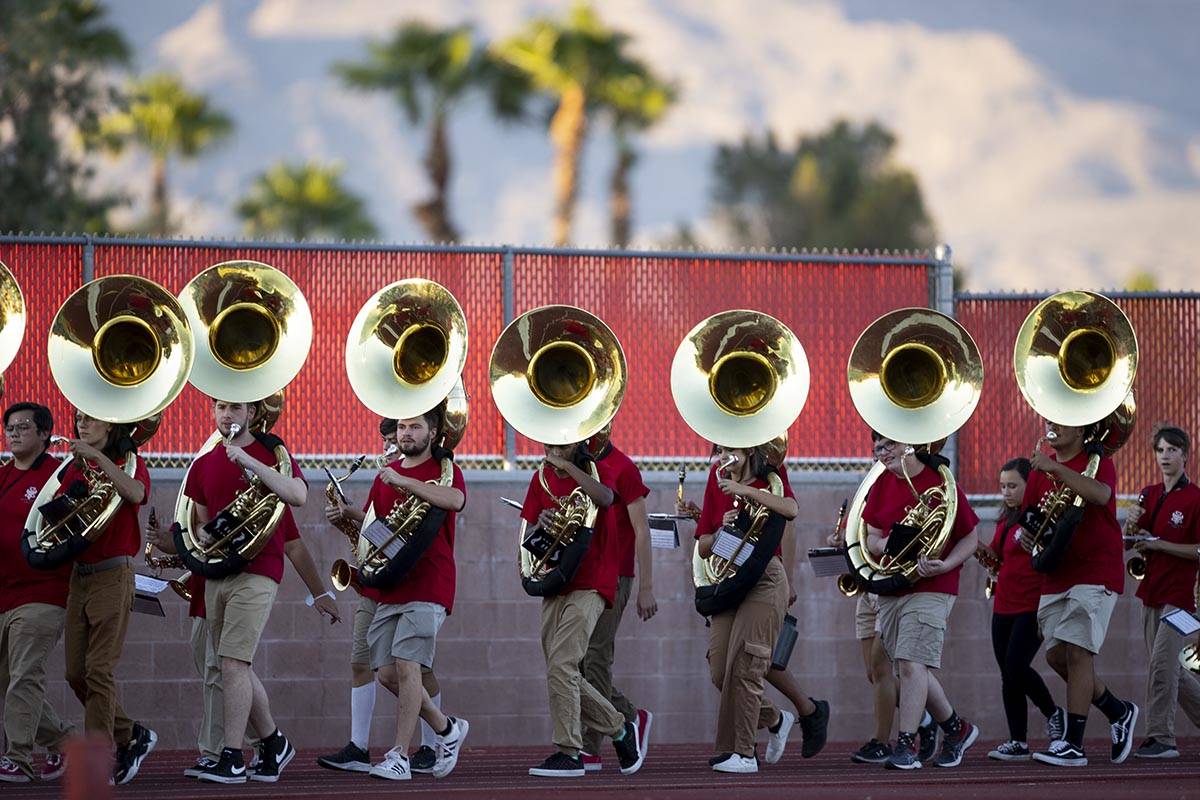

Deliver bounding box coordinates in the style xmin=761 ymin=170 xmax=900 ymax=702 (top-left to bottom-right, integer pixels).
xmin=1163 ymin=608 xmax=1200 ymax=636
xmin=362 ymin=519 xmax=403 ymax=560
xmin=807 ymin=547 xmax=849 ymax=578
xmin=134 ymin=574 xmax=170 ymax=595
xmin=711 ymin=529 xmax=752 ymax=566
xmin=648 ymin=517 xmax=680 ymax=549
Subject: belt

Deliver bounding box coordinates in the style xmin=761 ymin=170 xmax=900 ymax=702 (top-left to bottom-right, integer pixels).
xmin=74 ymin=556 xmax=133 ymax=576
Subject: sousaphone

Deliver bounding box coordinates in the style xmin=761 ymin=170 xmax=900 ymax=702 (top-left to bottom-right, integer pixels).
xmin=0 ymin=260 xmax=26 ymax=396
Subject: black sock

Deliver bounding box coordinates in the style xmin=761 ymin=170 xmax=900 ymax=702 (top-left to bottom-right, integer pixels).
xmin=1066 ymin=713 xmax=1087 ymax=747
xmin=897 ymin=731 xmax=916 ymax=751
xmin=438 ymin=719 xmax=452 ymax=737
xmin=802 ymin=697 xmax=820 ymax=718
xmin=769 ymin=713 xmax=783 ymax=733
xmin=938 ymin=711 xmax=962 ymax=736
xmin=1093 ymin=688 xmax=1127 ymax=722
xmin=222 ymin=747 xmax=244 ymax=767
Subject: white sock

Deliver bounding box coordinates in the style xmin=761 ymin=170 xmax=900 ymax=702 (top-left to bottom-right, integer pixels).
xmin=351 ymin=682 xmax=377 ymax=751
xmin=420 ymin=693 xmax=441 ymax=748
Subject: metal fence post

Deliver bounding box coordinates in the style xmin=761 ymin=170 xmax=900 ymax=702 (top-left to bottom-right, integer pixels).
xmin=934 ymin=243 xmax=958 ymax=472
xmin=502 ymin=245 xmax=516 ymax=469
xmin=82 ymin=234 xmax=95 ymax=284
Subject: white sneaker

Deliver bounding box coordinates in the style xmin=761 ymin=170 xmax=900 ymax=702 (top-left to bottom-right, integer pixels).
xmin=764 ymin=709 xmax=794 ymax=764
xmin=712 ymin=753 xmax=758 ymax=774
xmin=369 ymin=748 xmax=411 ymax=781
xmin=431 ymin=717 xmax=469 ymax=778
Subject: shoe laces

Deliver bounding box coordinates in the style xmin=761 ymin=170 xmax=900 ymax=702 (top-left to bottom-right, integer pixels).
xmin=1111 ymin=718 xmax=1130 ymax=743
xmin=1048 ymin=739 xmax=1071 ymax=753
xmin=0 ymin=757 xmax=17 ymax=770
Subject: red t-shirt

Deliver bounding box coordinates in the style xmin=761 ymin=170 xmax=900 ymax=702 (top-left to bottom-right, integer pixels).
xmin=364 ymin=457 xmax=465 ymax=613
xmin=990 ymin=515 xmax=1043 ymax=614
xmin=521 ymin=461 xmax=618 ymax=607
xmin=0 ymin=454 xmax=71 ymax=612
xmin=694 ymin=463 xmax=794 ymax=560
xmin=184 ymin=439 xmax=305 ymax=585
xmin=594 ymin=445 xmax=650 ymax=578
xmin=862 ymin=465 xmax=979 ymax=596
xmin=1134 ymin=477 xmax=1200 ymax=612
xmin=58 ymin=455 xmax=150 ymax=564
xmin=186 ymin=520 xmax=299 ymax=618
xmin=1023 ymin=451 xmax=1123 ymax=595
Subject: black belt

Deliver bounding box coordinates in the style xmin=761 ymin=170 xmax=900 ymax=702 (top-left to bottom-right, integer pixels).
xmin=74 ymin=556 xmax=132 ymax=575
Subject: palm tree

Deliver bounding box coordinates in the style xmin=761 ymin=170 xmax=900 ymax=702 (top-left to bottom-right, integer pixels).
xmin=235 ymin=160 xmax=378 ymax=241
xmin=493 ymin=2 xmax=655 ymax=247
xmin=604 ymin=65 xmax=675 ymax=248
xmin=91 ymin=73 xmax=232 ymax=236
xmin=334 ymin=21 xmax=526 ymax=242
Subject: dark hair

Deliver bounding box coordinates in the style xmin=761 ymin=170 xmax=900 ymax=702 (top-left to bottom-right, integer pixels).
xmin=379 ymin=417 xmax=398 ymax=437
xmin=1152 ymin=424 xmax=1190 ymax=456
xmin=1001 ymin=457 xmax=1031 ymax=481
xmin=73 ymin=414 xmax=137 ymax=461
xmin=4 ymin=402 xmax=53 ymax=447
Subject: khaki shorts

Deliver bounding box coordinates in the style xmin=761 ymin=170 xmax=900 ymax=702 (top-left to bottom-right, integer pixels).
xmin=855 ymin=592 xmax=881 ymax=640
xmin=877 ymin=592 xmax=955 ymax=669
xmin=367 ymin=601 xmax=446 ymax=670
xmin=1037 ymin=585 xmax=1118 ymax=655
xmin=206 ymin=572 xmax=278 ymax=664
xmin=351 ymin=595 xmax=378 ymax=666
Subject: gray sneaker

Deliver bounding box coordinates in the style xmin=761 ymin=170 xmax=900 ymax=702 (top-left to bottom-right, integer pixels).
xmin=1046 ymin=707 xmax=1066 ymax=742
xmin=1134 ymin=737 xmax=1180 ymax=759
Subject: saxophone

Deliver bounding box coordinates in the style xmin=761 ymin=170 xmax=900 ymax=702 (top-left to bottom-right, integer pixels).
xmin=326 ymin=456 xmax=367 ymax=592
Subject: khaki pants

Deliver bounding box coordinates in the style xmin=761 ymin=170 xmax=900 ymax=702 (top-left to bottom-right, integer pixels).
xmin=706 ymin=558 xmax=788 ymax=757
xmin=64 ymin=563 xmax=136 ymax=746
xmin=1142 ymin=604 xmax=1200 ymax=746
xmin=0 ymin=603 xmax=74 ymax=777
xmin=581 ymin=575 xmax=638 ymax=754
xmin=540 ymin=590 xmax=625 ymax=754
xmin=189 ymin=617 xmax=261 ymax=760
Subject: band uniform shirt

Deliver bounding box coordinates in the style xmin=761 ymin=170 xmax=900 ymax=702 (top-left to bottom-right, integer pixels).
xmin=184 ymin=439 xmax=305 ymax=585
xmin=990 ymin=515 xmax=1043 ymax=614
xmin=60 ymin=454 xmax=150 ymax=564
xmin=862 ymin=465 xmax=979 ymax=596
xmin=1133 ymin=475 xmax=1200 ymax=612
xmin=1023 ymin=451 xmax=1123 ymax=595
xmin=520 ymin=459 xmax=618 ymax=607
xmin=364 ymin=457 xmax=465 ymax=613
xmin=595 ymin=444 xmax=650 ymax=579
xmin=0 ymin=453 xmax=70 ymax=612
xmin=184 ymin=518 xmax=300 ymax=619
xmin=694 ymin=463 xmax=794 ymax=559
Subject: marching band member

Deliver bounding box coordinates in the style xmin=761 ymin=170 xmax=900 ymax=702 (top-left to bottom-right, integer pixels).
xmin=0 ymin=403 xmax=73 ymax=783
xmin=980 ymin=458 xmax=1062 ymax=761
xmin=1023 ymin=420 xmax=1137 ymax=767
xmin=864 ymin=433 xmax=980 ymax=770
xmin=1127 ymin=425 xmax=1200 ymax=759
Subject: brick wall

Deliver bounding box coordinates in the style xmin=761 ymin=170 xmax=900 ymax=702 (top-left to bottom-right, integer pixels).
xmin=17 ymin=473 xmax=1190 ymax=754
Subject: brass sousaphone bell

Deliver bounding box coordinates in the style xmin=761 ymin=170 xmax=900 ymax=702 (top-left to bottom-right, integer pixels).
xmin=0 ymin=260 xmax=27 ymax=396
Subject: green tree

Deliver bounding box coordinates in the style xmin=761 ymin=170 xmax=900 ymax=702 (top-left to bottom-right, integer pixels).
xmin=91 ymin=73 xmax=233 ymax=236
xmin=712 ymin=120 xmax=936 ymax=252
xmin=494 ymin=2 xmax=657 ymax=246
xmin=604 ymin=65 xmax=676 ymax=248
xmin=335 ymin=21 xmax=526 ymax=242
xmin=0 ymin=0 xmax=129 ymax=233
xmin=235 ymin=161 xmax=378 ymax=241
xmin=1125 ymin=269 xmax=1157 ymax=291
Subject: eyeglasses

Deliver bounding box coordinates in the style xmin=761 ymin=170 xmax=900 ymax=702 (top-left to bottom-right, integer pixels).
xmin=872 ymin=440 xmax=899 ymax=456
xmin=4 ymin=423 xmax=35 ymax=435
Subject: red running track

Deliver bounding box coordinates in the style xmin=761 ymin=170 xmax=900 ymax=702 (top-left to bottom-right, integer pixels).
xmin=6 ymin=741 xmax=1199 ymax=800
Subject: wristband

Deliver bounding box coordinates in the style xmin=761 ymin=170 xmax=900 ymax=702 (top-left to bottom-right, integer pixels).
xmin=305 ymin=590 xmax=334 ymax=607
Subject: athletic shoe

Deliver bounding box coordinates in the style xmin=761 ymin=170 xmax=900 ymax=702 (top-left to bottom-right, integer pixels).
xmin=917 ymin=711 xmax=939 ymax=762
xmin=316 ymin=742 xmax=371 ymax=773
xmin=934 ymin=721 xmax=978 ymax=767
xmin=410 ymin=745 xmax=437 ymax=774
xmin=635 ymin=708 xmax=653 ymax=760
xmin=369 ymin=748 xmax=411 ymax=781
xmin=612 ymin=720 xmax=644 ymax=775
xmin=0 ymin=757 xmax=31 ymax=783
xmin=764 ymin=709 xmax=794 ymax=764
xmin=1033 ymin=739 xmax=1088 ymax=767
xmin=197 ymin=750 xmax=248 ymax=784
xmin=850 ymin=739 xmax=892 ymax=764
xmin=711 ymin=753 xmax=758 ymax=774
xmin=799 ymin=699 xmax=830 ymax=758
xmin=1046 ymin=706 xmax=1066 ymax=742
xmin=1110 ymin=702 xmax=1138 ymax=764
xmin=252 ymin=730 xmax=295 ymax=782
xmin=580 ymin=752 xmax=602 ymax=772
xmin=183 ymin=757 xmax=218 ymax=778
xmin=529 ymin=751 xmax=585 ymax=777
xmin=114 ymin=723 xmax=157 ymax=785
xmin=884 ymin=741 xmax=922 ymax=770
xmin=40 ymin=753 xmax=66 ymax=781
xmin=1134 ymin=737 xmax=1180 ymax=759
xmin=431 ymin=717 xmax=469 ymax=778
xmin=987 ymin=740 xmax=1031 ymax=761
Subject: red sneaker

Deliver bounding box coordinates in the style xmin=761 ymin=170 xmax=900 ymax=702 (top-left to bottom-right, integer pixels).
xmin=580 ymin=752 xmax=602 ymax=772
xmin=41 ymin=753 xmax=66 ymax=781
xmin=635 ymin=709 xmax=653 ymax=759
xmin=0 ymin=757 xmax=31 ymax=783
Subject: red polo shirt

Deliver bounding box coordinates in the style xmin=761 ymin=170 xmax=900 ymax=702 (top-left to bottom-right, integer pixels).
xmin=990 ymin=514 xmax=1043 ymax=614
xmin=1134 ymin=476 xmax=1200 ymax=612
xmin=1023 ymin=451 xmax=1123 ymax=595
xmin=862 ymin=464 xmax=979 ymax=596
xmin=521 ymin=460 xmax=618 ymax=607
xmin=0 ymin=453 xmax=70 ymax=612
xmin=594 ymin=444 xmax=650 ymax=578
xmin=56 ymin=455 xmax=150 ymax=564
xmin=363 ymin=457 xmax=464 ymax=613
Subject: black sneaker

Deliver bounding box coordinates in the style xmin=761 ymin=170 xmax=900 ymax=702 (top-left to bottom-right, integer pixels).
xmin=1110 ymin=702 xmax=1138 ymax=764
xmin=197 ymin=749 xmax=248 ymax=784
xmin=917 ymin=712 xmax=939 ymax=762
xmin=252 ymin=731 xmax=296 ymax=783
xmin=184 ymin=757 xmax=218 ymax=778
xmin=114 ymin=724 xmax=157 ymax=785
xmin=410 ymin=745 xmax=437 ymax=774
xmin=1134 ymin=737 xmax=1180 ymax=759
xmin=529 ymin=752 xmax=585 ymax=777
xmin=934 ymin=721 xmax=978 ymax=767
xmin=1046 ymin=706 xmax=1066 ymax=742
xmin=987 ymin=740 xmax=1031 ymax=761
xmin=798 ymin=699 xmax=830 ymax=759
xmin=850 ymin=739 xmax=892 ymax=764
xmin=884 ymin=741 xmax=922 ymax=770
xmin=1032 ymin=739 xmax=1088 ymax=767
xmin=612 ymin=720 xmax=644 ymax=775
xmin=317 ymin=742 xmax=371 ymax=773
